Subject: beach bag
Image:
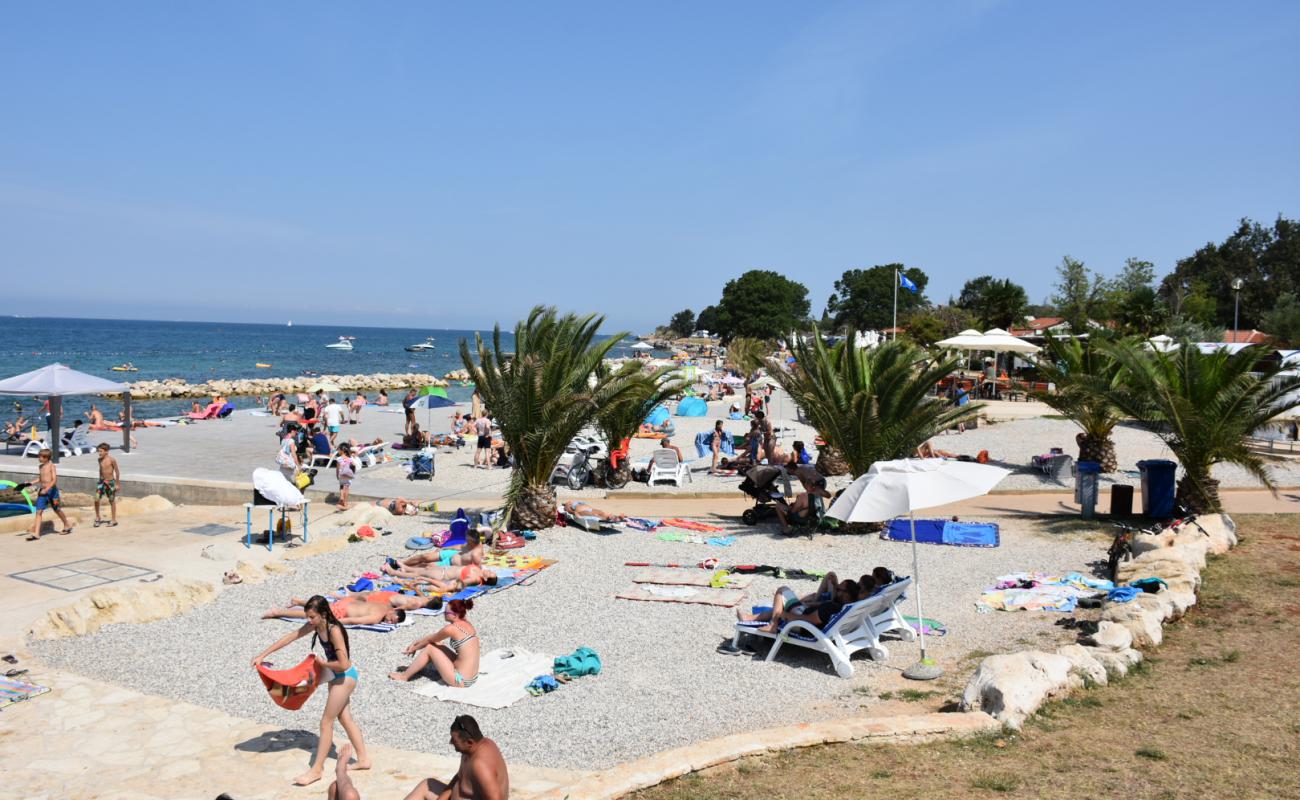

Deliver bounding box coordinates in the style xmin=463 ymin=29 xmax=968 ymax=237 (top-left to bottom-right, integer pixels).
xmin=294 ymin=472 xmax=312 ymax=490
xmin=495 ymin=530 xmax=525 ymax=549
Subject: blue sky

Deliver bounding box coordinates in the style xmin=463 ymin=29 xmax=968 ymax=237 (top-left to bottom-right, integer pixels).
xmin=2 ymin=1 xmax=1297 ymax=331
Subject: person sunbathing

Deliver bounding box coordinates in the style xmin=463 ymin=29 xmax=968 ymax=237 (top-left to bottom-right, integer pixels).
xmin=85 ymin=404 xmax=106 ymax=426
xmin=375 ymin=497 xmax=419 ymax=516
xmin=261 ymin=592 xmax=419 ymax=624
xmin=388 ymin=599 xmax=480 ymax=687
xmin=638 ymin=420 xmax=674 ymax=436
xmin=737 ymin=578 xmax=859 ymax=634
xmin=3 ymin=417 xmax=29 ymax=440
xmin=562 ymin=500 xmax=626 ymax=523
xmin=382 ymin=563 xmax=499 ymax=593
xmin=916 ymin=440 xmax=989 ymax=463
xmin=399 ymin=533 xmax=484 ymax=569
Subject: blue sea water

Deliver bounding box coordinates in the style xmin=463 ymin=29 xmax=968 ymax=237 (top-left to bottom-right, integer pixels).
xmin=0 ymin=317 xmax=647 ymax=423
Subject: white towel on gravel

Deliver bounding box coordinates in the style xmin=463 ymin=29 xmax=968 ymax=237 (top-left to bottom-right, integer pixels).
xmin=410 ymin=648 xmax=552 ymax=709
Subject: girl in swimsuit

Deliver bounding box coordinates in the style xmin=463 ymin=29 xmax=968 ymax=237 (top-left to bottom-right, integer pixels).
xmin=382 ymin=562 xmax=499 ymax=593
xmin=252 ymin=596 xmax=371 ymax=786
xmin=387 ymin=599 xmax=480 ymax=687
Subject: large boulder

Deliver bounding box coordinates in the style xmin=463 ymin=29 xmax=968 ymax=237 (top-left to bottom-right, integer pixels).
xmin=1055 ymin=644 xmax=1109 ymax=687
xmin=1080 ymin=620 xmax=1132 ymax=652
xmin=1091 ymin=647 xmax=1143 ymax=680
xmin=960 ymin=651 xmax=1078 ymax=729
xmin=1100 ymin=602 xmax=1164 ymax=648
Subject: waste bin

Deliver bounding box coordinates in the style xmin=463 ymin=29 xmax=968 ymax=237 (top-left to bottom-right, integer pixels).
xmin=1109 ymin=484 xmax=1134 ymax=517
xmin=1075 ymin=460 xmax=1101 ymax=519
xmin=1137 ymin=459 xmax=1177 ymax=518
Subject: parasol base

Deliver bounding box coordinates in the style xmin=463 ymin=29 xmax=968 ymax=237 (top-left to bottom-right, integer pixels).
xmin=902 ymin=658 xmax=943 ymax=681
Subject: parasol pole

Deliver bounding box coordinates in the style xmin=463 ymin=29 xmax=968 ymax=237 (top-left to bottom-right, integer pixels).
xmin=901 ymin=508 xmax=943 ymax=680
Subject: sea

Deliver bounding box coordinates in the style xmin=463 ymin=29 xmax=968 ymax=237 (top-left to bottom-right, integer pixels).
xmin=0 ymin=317 xmax=654 ymax=423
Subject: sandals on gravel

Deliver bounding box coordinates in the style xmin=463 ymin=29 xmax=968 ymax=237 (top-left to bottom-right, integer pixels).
xmin=222 ymin=571 xmax=243 ymax=585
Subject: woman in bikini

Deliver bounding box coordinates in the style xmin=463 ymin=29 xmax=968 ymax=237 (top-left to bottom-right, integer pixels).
xmin=381 ymin=562 xmax=499 ymax=593
xmin=387 ymin=599 xmax=480 ymax=687
xmin=251 ymin=595 xmax=371 ymax=786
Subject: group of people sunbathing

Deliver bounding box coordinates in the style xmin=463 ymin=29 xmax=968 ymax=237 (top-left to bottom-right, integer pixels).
xmin=734 ymin=567 xmax=897 ymax=635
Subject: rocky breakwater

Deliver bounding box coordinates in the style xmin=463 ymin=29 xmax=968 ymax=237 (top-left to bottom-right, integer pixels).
xmin=126 ymin=372 xmax=448 ymax=400
xmin=443 ymin=368 xmax=472 ymax=382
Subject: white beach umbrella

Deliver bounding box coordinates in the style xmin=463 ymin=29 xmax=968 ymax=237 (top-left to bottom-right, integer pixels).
xmin=828 ymin=457 xmax=1011 ymax=679
xmin=0 ymin=363 xmax=131 ymax=462
xmin=747 ymin=375 xmax=779 ymax=390
xmin=630 ymin=341 xmax=654 ymax=351
xmin=1146 ymin=334 xmax=1178 ymax=353
xmin=934 ymin=329 xmax=987 ymax=350
xmin=980 ymin=328 xmax=1040 ymax=355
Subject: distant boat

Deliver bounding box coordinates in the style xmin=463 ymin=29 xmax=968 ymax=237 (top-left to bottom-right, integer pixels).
xmin=255 ymin=363 xmax=272 ymax=368
xmin=110 ymin=362 xmax=138 ymax=372
xmin=405 ymin=337 xmax=437 ymax=352
xmin=287 ymin=320 xmax=293 ymax=327
xmin=326 ymin=336 xmax=354 ymax=351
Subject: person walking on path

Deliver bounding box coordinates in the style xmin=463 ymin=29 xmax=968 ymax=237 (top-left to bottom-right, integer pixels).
xmin=709 ymin=419 xmax=726 ymax=473
xmin=402 ymin=389 xmax=418 ymax=436
xmin=27 ymin=448 xmax=72 ymax=540
xmin=473 ymin=412 xmax=493 ymax=469
xmin=93 ymin=443 xmax=120 ymax=527
xmin=323 ymin=398 xmax=345 ymax=447
xmin=253 ymin=595 xmax=372 ymax=787
xmin=400 ymin=715 xmax=509 ymax=800
xmin=335 ymin=444 xmax=356 ymax=510
xmin=278 ymin=426 xmax=301 ymax=483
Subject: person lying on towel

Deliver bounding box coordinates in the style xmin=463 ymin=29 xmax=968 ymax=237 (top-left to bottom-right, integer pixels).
xmin=562 ymin=500 xmax=626 ymax=524
xmin=399 ymin=532 xmax=484 ymax=569
xmin=381 ymin=562 xmax=499 ymax=594
xmin=388 ymin=599 xmax=481 ymax=687
xmin=915 ymin=440 xmax=989 ymax=463
xmin=261 ymin=591 xmax=434 ymax=624
xmin=736 ymin=578 xmax=860 ymax=634
xmin=375 ymin=497 xmax=420 ymax=516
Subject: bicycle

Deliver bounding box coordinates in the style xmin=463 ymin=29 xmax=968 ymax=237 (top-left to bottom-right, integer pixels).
xmin=1107 ymin=504 xmax=1207 ymax=580
xmin=564 ymin=444 xmax=629 ymax=490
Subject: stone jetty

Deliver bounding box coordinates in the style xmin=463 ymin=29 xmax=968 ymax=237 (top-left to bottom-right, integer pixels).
xmin=126 ymin=372 xmax=447 ymax=400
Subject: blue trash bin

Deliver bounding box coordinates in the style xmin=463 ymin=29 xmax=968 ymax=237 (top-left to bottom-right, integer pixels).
xmin=1137 ymin=459 xmax=1177 ymax=518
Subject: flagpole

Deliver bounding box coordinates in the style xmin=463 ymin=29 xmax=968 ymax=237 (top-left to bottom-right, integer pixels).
xmin=892 ymin=268 xmax=898 ymax=342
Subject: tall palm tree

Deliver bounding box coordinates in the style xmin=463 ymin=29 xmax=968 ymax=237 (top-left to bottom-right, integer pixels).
xmin=1103 ymin=341 xmax=1300 ymax=513
xmin=1031 ymin=335 xmax=1130 ymax=472
xmin=594 ymin=364 xmax=686 ymax=483
xmin=724 ymin=337 xmax=770 ymax=377
xmin=769 ymin=330 xmax=980 ymax=476
xmin=460 ymin=307 xmax=644 ymax=529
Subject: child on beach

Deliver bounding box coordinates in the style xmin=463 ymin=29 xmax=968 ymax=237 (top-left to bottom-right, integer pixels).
xmin=28 ymin=449 xmax=73 ymax=541
xmin=94 ymin=443 xmax=120 ymax=527
xmin=252 ymin=596 xmax=371 ymax=787
xmin=335 ymin=444 xmax=355 ymax=510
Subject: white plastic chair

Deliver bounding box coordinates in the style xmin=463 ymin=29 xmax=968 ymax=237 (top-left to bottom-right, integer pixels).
xmin=648 ymin=448 xmax=691 ymax=487
xmin=732 ymin=577 xmax=916 ymax=678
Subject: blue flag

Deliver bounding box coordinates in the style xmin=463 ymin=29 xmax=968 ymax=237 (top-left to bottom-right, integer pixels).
xmin=899 ymin=272 xmax=919 ymax=293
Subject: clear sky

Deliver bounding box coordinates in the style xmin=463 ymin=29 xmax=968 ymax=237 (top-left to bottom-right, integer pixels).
xmin=2 ymin=1 xmax=1297 ymax=332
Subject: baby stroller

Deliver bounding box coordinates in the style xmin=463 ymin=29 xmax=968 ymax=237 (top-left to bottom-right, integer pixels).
xmin=737 ymin=465 xmax=789 ymax=525
xmin=408 ymin=447 xmax=435 ymax=481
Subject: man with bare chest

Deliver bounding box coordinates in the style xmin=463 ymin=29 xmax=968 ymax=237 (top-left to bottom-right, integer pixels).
xmin=401 ymin=715 xmax=509 ymax=800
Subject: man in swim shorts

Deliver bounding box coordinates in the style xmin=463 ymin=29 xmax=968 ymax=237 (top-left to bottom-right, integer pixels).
xmin=94 ymin=443 xmax=120 ymax=528
xmin=399 ymin=532 xmax=484 ymax=569
xmin=401 ymin=715 xmax=509 ymax=800
xmin=473 ymin=411 xmax=493 ymax=469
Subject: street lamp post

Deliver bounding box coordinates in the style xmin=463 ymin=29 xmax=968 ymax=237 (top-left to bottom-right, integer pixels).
xmin=1232 ymin=277 xmax=1244 ymax=336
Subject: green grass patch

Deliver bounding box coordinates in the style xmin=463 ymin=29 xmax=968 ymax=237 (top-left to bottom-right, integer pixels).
xmin=1136 ymin=746 xmax=1168 ymax=761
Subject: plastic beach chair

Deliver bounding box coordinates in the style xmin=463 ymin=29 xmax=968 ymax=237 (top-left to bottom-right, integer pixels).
xmin=732 ymin=577 xmax=916 ymax=678
xmin=648 ymin=449 xmax=691 ymax=487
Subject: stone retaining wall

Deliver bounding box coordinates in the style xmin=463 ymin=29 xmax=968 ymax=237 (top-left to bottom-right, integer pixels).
xmin=125 ymin=372 xmax=448 ymax=399
xmin=960 ymin=513 xmax=1237 ymax=728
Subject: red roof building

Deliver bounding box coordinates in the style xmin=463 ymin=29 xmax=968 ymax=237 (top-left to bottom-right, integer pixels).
xmin=1223 ymin=329 xmax=1271 ymax=345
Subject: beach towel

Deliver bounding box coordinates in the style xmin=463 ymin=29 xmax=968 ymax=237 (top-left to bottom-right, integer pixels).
xmin=616 ymin=584 xmax=746 ymax=607
xmin=882 ymin=518 xmax=1000 ymax=548
xmin=410 ymin=648 xmax=552 ymax=709
xmin=662 ymin=518 xmax=725 ymax=532
xmin=624 ymin=518 xmax=660 ymax=532
xmin=632 ymin=567 xmax=753 ymax=588
xmin=978 ymin=572 xmax=1113 ymax=613
xmin=276 ymin=615 xmax=415 ymax=632
xmin=484 ymin=553 xmax=546 ymax=570
xmin=655 ymin=530 xmax=735 ymax=546
xmin=0 ymin=675 xmax=50 ymax=708
xmin=256 ymin=655 xmax=323 ymax=711
xmin=694 ymin=431 xmax=736 ymax=458
xmin=554 ymin=646 xmax=601 ymax=678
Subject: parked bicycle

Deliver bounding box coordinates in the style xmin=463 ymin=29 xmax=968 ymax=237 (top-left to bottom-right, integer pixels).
xmin=1107 ymin=503 xmax=1207 ymax=580
xmin=564 ymin=443 xmax=628 ymax=490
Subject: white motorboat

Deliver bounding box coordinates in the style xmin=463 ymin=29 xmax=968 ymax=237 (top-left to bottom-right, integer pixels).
xmin=404 ymin=337 xmax=437 ymax=352
xmin=326 ymin=336 xmax=354 ymax=350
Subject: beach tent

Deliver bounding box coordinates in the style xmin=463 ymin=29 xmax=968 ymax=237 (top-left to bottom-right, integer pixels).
xmin=675 ymin=396 xmax=707 ymax=417
xmin=0 ymin=363 xmax=131 ymax=461
xmin=645 ymin=405 xmax=670 ymax=427
xmin=828 ymin=458 xmax=1010 ymax=680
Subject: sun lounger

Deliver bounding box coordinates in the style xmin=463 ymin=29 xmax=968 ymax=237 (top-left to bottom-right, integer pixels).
xmin=648 ymin=448 xmax=691 ymax=487
xmin=731 ymin=577 xmax=915 ymax=678
xmin=187 ymin=403 xmax=221 ymax=420
xmin=354 ymin=441 xmax=388 ymax=469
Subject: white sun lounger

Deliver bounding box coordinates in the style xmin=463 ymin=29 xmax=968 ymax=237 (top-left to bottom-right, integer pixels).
xmin=648 ymin=448 xmax=691 ymax=487
xmin=732 ymin=577 xmax=916 ymax=678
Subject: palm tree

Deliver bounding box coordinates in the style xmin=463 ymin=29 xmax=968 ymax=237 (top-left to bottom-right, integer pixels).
xmin=769 ymin=330 xmax=980 ymax=476
xmin=724 ymin=337 xmax=769 ymax=377
xmin=1031 ymin=336 xmax=1130 ymax=472
xmin=459 ymin=307 xmax=645 ymax=529
xmin=1103 ymin=341 xmax=1300 ymax=513
xmin=593 ymin=364 xmax=686 ymax=484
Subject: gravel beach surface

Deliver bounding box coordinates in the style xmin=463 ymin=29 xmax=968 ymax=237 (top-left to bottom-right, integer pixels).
xmin=31 ymin=511 xmax=1106 ymax=770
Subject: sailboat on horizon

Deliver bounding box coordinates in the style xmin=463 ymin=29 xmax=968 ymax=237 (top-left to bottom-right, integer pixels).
xmin=287 ymin=320 xmax=293 ymax=327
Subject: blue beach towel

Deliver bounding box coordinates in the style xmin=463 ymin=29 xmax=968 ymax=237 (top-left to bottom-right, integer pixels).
xmin=882 ymin=519 xmax=1000 ymax=548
